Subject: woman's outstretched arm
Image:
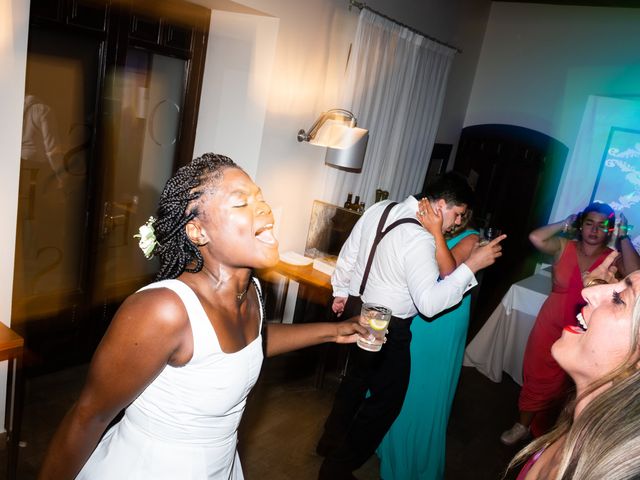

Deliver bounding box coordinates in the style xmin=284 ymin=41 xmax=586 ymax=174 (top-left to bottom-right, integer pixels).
xmin=265 ymin=320 xmax=367 ymax=357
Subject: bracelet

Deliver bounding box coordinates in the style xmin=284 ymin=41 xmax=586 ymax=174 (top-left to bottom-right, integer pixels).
xmin=618 ymin=235 xmax=629 ymax=241
xmin=585 ymin=278 xmax=608 ymax=288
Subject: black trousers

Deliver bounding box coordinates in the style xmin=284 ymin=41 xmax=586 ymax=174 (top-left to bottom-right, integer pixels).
xmin=318 ymin=295 xmax=412 ymax=478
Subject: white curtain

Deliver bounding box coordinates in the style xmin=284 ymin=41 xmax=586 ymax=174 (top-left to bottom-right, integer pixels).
xmin=322 ymin=9 xmax=456 ymax=207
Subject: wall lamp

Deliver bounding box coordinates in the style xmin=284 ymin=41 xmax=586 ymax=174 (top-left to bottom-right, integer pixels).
xmin=297 ymin=108 xmax=369 ymax=171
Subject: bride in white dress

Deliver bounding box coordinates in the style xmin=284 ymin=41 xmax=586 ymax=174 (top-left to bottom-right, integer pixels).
xmin=38 ymin=153 xmax=366 ymax=479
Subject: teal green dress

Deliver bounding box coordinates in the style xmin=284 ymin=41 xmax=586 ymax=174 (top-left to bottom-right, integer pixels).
xmin=377 ymin=230 xmax=478 ymax=480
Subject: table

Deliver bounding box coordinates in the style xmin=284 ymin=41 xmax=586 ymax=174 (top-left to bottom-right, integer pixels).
xmin=0 ymin=323 xmax=24 ymax=480
xmin=463 ymin=273 xmax=551 ymax=386
xmin=257 ymin=261 xmax=335 ymax=387
xmin=261 ymin=260 xmax=332 ymax=290
xmin=257 ymin=260 xmax=333 ymax=321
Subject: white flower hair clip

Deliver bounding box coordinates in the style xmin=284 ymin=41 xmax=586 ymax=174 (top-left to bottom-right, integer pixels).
xmin=134 ymin=216 xmax=158 ymax=259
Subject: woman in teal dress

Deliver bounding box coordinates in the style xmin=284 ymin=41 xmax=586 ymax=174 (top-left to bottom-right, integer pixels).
xmin=377 ymin=200 xmax=479 ymax=480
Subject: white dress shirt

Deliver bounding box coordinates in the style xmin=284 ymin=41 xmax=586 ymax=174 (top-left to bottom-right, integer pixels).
xmin=331 ymin=196 xmax=477 ymax=319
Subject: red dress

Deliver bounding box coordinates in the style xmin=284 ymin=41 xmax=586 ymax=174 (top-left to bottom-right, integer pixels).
xmin=519 ymin=241 xmax=612 ymax=437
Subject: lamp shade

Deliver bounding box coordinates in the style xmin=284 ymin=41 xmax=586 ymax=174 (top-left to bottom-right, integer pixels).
xmin=320 ymin=125 xmax=369 ymax=170
xmin=298 ymin=109 xmax=369 ymax=171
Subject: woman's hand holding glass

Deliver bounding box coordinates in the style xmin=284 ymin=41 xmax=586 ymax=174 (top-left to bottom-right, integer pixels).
xmin=336 ymin=315 xmax=372 ymax=344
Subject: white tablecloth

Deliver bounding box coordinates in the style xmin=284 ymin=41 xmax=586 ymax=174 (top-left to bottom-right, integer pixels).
xmin=463 ymin=273 xmax=551 ymax=385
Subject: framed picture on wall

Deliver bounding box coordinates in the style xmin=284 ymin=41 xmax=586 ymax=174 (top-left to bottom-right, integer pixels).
xmin=421 ymin=143 xmax=452 ymax=192
xmin=590 ymin=127 xmax=640 ymax=247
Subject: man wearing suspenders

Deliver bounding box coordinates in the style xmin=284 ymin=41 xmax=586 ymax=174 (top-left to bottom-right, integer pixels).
xmin=317 ymin=173 xmax=505 ymax=479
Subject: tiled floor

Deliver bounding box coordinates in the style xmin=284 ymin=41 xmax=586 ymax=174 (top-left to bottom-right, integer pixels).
xmin=2 ymin=344 xmax=525 ymax=479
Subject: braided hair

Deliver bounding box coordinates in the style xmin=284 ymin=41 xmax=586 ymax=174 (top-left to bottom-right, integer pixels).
xmin=154 ymin=153 xmax=239 ymax=280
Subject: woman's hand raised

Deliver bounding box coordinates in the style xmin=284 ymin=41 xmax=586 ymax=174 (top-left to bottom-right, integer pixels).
xmin=416 ymin=199 xmax=443 ymax=237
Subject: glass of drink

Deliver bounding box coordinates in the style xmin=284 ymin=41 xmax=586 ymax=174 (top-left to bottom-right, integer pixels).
xmin=479 ymin=226 xmax=502 ymax=246
xmin=356 ymin=303 xmax=392 ymax=352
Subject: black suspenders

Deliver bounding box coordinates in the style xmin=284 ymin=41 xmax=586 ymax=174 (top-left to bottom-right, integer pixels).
xmin=358 ymin=202 xmax=421 ymax=295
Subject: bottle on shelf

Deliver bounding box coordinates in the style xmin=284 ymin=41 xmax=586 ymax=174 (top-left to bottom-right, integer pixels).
xmin=344 ymin=193 xmax=353 ymax=210
xmin=353 ymin=196 xmax=360 ymax=211
xmin=358 ymin=202 xmax=365 ymax=214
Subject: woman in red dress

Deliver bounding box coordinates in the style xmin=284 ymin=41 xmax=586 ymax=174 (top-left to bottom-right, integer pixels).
xmin=501 ymin=202 xmax=617 ymax=444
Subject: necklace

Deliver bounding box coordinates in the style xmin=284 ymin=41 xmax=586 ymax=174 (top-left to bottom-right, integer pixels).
xmin=236 ymin=284 xmax=250 ymax=303
xmin=200 ymin=265 xmax=250 ymax=303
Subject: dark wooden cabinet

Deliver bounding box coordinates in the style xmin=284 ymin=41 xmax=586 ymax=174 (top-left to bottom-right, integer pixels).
xmin=129 ymin=12 xmax=160 ymax=43
xmin=68 ymin=0 xmax=109 ymax=32
xmin=30 ymin=0 xmax=109 ymax=32
xmin=165 ymin=23 xmax=192 ymax=51
xmin=454 ymin=124 xmax=568 ymax=328
xmin=30 ymin=0 xmax=64 ymax=23
xmin=129 ymin=12 xmax=193 ymax=52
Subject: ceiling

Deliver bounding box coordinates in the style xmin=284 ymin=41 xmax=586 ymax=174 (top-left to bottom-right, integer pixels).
xmin=493 ymin=0 xmax=640 ymax=7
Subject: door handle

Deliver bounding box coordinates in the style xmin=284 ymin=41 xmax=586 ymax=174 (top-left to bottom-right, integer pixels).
xmin=101 ymin=199 xmax=136 ymax=241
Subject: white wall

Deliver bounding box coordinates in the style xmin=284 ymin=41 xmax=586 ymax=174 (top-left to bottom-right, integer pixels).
xmin=464 ymin=2 xmax=640 ymax=220
xmin=193 ymin=10 xmax=279 ymax=179
xmin=0 ymin=0 xmax=30 ymax=428
xmin=235 ymin=0 xmax=358 ymax=253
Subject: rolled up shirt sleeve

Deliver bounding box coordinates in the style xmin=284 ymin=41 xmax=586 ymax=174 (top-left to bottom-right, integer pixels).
xmin=405 ymin=234 xmax=477 ymax=318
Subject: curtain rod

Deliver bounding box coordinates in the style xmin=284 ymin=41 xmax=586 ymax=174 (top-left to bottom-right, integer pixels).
xmin=348 ymin=0 xmax=462 ymax=54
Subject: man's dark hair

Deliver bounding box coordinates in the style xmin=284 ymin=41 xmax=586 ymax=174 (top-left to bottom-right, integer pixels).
xmin=417 ymin=171 xmax=474 ymax=208
xmin=154 ymin=153 xmax=239 ymax=280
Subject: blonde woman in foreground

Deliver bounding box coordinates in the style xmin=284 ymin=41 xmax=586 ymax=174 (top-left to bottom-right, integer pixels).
xmin=508 ymin=252 xmax=640 ymax=479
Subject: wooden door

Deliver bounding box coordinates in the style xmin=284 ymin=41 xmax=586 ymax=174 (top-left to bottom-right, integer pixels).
xmin=12 ymin=0 xmax=210 ymax=374
xmin=453 ymin=124 xmax=568 ymax=329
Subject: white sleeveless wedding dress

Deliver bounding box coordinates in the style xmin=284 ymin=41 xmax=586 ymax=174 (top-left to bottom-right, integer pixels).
xmin=76 ymin=278 xmax=264 ymax=479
